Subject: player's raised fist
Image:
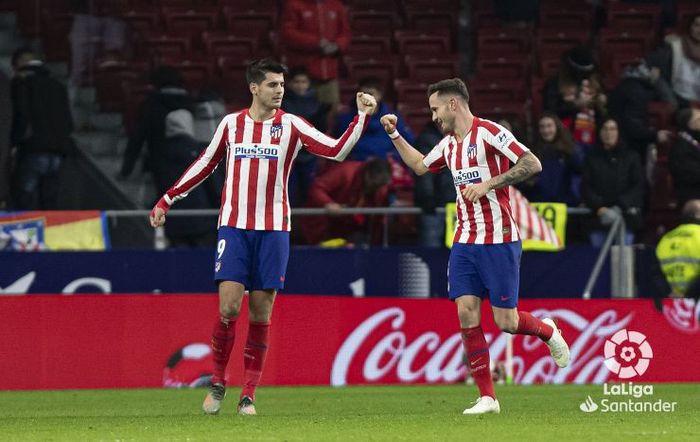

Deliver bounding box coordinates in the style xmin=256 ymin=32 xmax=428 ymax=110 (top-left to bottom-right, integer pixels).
xmin=356 ymin=92 xmax=377 ymax=115
xmin=150 ymin=197 xmax=170 ymax=227
xmin=380 ymin=114 xmax=398 ymax=133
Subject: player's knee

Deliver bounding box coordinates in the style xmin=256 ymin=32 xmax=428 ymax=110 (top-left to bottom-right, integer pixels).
xmin=457 ymin=305 xmax=480 ymax=327
xmin=219 ymin=301 xmax=241 ymax=318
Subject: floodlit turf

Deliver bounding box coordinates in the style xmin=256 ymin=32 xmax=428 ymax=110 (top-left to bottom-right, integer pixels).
xmin=0 ymin=384 xmax=698 ymax=441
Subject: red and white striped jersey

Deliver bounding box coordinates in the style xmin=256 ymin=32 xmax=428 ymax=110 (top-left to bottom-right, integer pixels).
xmin=163 ymin=108 xmax=370 ymax=231
xmin=423 ymin=116 xmax=530 ymax=245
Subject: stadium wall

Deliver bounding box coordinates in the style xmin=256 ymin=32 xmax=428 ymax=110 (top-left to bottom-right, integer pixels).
xmin=0 ymin=295 xmax=697 ymax=390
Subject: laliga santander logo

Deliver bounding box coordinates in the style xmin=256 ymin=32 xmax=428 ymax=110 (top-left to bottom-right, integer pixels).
xmin=603 ymin=329 xmax=653 ymax=379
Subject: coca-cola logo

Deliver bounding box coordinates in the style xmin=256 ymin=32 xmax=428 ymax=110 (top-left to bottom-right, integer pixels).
xmin=663 ymin=299 xmax=700 ymax=334
xmin=331 ymin=307 xmax=633 ymax=386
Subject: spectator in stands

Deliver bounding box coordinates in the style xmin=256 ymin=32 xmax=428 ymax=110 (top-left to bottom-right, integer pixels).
xmin=10 ymin=48 xmax=75 ymax=210
xmin=159 ymin=109 xmax=216 ymax=247
xmin=582 ymin=118 xmax=643 ymax=246
xmin=335 ymin=77 xmax=415 ymax=161
xmin=281 ymin=0 xmax=350 ymax=111
xmin=543 ymin=45 xmax=607 ymax=151
xmin=69 ymin=0 xmax=127 ymax=88
xmin=120 ymin=66 xmax=195 ymax=198
xmin=646 ymin=13 xmax=700 ymax=108
xmin=414 ymin=122 xmax=456 ymax=247
xmin=669 ymin=107 xmax=700 ymax=210
xmin=0 ymin=68 xmax=10 ymax=209
xmin=608 ymin=60 xmax=675 ymax=163
xmin=193 ymin=86 xmax=227 ymax=145
xmin=656 ymin=199 xmax=700 ymax=298
xmin=519 ymin=113 xmax=580 ymax=205
xmin=301 ymin=159 xmax=391 ymax=246
xmin=282 ymin=66 xmax=330 ymax=206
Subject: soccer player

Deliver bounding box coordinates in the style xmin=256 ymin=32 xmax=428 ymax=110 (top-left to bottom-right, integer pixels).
xmin=380 ymin=78 xmax=570 ymax=415
xmin=150 ymin=59 xmax=377 ymax=415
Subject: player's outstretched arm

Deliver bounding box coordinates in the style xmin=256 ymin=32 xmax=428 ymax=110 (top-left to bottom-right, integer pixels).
xmin=461 ymin=151 xmax=542 ymax=203
xmin=295 ymin=92 xmax=377 ymax=161
xmin=380 ymin=114 xmax=429 ymax=175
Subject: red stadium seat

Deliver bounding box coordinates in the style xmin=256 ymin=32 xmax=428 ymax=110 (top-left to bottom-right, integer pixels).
xmin=473 ymin=102 xmax=527 ymax=127
xmin=405 ymin=56 xmax=460 ymax=83
xmin=344 ymin=56 xmax=402 ymax=90
xmin=599 ymin=29 xmax=654 ymax=73
xmin=394 ymin=79 xmax=431 ymax=107
xmin=141 ymin=32 xmax=191 ymax=57
xmin=40 ymin=12 xmax=73 ymax=61
xmin=536 ymin=28 xmax=590 ymax=60
xmin=223 ymin=10 xmax=277 ymax=47
xmin=395 ymin=30 xmax=451 ymax=56
xmin=218 ymin=0 xmax=278 ymax=13
xmin=201 ymin=33 xmax=257 ymax=58
xmin=155 ymin=58 xmax=215 ymax=93
xmin=122 ymin=10 xmax=161 ymax=34
xmin=473 ymin=11 xmax=501 ymax=29
xmin=539 ymin=9 xmax=593 ymax=29
xmin=476 ymin=56 xmax=530 ymax=80
xmin=538 ymin=57 xmax=561 ymax=78
xmin=344 ymin=0 xmax=398 ymax=12
xmin=405 ymin=9 xmax=455 ymax=33
xmin=349 ymin=11 xmax=398 ymax=36
xmin=163 ymin=10 xmax=218 ymax=35
xmin=397 ymin=103 xmax=431 ymax=135
xmin=94 ymin=63 xmax=149 ymax=112
xmin=477 ymin=27 xmax=531 ymax=57
xmin=468 ymin=78 xmax=528 ymax=104
xmin=217 ymin=58 xmax=250 ymax=104
xmin=607 ymin=3 xmax=661 ymax=31
xmin=346 ymin=35 xmax=392 ymax=56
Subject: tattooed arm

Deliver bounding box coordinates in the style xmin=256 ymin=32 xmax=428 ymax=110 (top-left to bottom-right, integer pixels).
xmin=461 ymin=152 xmax=542 ymax=202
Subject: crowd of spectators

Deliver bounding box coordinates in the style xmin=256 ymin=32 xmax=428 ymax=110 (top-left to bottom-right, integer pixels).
xmin=2 ymin=1 xmax=699 ymax=248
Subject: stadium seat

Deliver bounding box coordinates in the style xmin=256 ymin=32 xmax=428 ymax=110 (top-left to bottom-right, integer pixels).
xmin=393 ymin=79 xmax=431 ymax=107
xmin=156 ymin=59 xmax=215 ymax=93
xmin=468 ymin=78 xmax=528 ymax=104
xmin=346 ymin=35 xmax=392 ymax=56
xmin=349 ymin=11 xmax=398 ymax=36
xmin=201 ymin=33 xmax=257 ymax=58
xmin=536 ymin=29 xmax=590 ymax=60
xmin=473 ymin=11 xmax=501 ymax=29
xmin=218 ymin=0 xmax=278 ymax=13
xmin=405 ymin=9 xmax=455 ymax=33
xmin=397 ymin=103 xmax=431 ymax=135
xmin=599 ymin=29 xmax=654 ymax=73
xmin=40 ymin=12 xmax=73 ymax=61
xmin=121 ymin=10 xmax=161 ymax=34
xmin=223 ymin=10 xmax=277 ymax=47
xmin=405 ymin=56 xmax=460 ymax=83
xmin=473 ymin=102 xmax=526 ymax=127
xmin=607 ymin=3 xmax=661 ymax=31
xmin=344 ymin=0 xmax=398 ymax=12
xmin=476 ymin=56 xmax=530 ymax=80
xmin=477 ymin=27 xmax=531 ymax=57
xmin=163 ymin=10 xmax=218 ymax=35
xmin=338 ymin=79 xmax=359 ymax=106
xmin=344 ymin=56 xmax=402 ymax=90
xmin=141 ymin=32 xmax=191 ymax=58
xmin=394 ymin=30 xmax=451 ymax=56
xmin=539 ymin=9 xmax=593 ymax=29
xmin=95 ymin=63 xmax=149 ymax=112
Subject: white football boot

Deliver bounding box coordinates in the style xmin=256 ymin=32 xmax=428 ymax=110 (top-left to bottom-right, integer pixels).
xmin=202 ymin=383 xmax=225 ymax=415
xmin=463 ymin=396 xmax=501 ymax=415
xmin=543 ymin=318 xmax=570 ymax=368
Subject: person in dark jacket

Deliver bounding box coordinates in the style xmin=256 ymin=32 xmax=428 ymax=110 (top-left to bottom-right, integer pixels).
xmin=669 ymin=107 xmax=700 ymax=211
xmin=519 ymin=113 xmax=581 ymax=206
xmin=282 ymin=66 xmax=330 ymax=206
xmin=120 ymin=65 xmax=194 ymax=196
xmin=10 ymin=48 xmax=75 ymax=210
xmin=582 ymin=118 xmax=644 ymax=246
xmin=413 ymin=122 xmax=456 ymax=247
xmin=334 ymin=77 xmax=415 ymax=161
xmin=608 ymin=60 xmax=674 ymax=163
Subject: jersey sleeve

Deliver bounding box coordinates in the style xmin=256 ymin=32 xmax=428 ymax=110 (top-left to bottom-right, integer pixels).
xmin=163 ymin=115 xmax=230 ymax=205
xmin=482 ymin=120 xmax=530 ymax=163
xmin=422 ymin=139 xmax=447 ymax=173
xmin=292 ymin=111 xmax=370 ymax=161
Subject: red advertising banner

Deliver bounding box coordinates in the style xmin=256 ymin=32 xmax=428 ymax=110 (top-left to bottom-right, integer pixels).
xmin=0 ymin=295 xmax=698 ymax=390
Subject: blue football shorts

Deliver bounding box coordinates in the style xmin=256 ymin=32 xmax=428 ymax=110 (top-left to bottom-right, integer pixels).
xmin=447 ymin=241 xmax=522 ymax=308
xmin=214 ymin=227 xmax=290 ymax=291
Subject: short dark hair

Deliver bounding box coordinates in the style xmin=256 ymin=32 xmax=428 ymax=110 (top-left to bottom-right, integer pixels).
xmin=362 ymin=158 xmax=391 ymax=194
xmin=288 ymin=66 xmax=310 ymax=80
xmin=246 ymin=58 xmax=288 ymax=85
xmin=359 ymin=76 xmax=384 ymax=93
xmin=427 ymin=78 xmax=469 ymax=102
xmin=11 ymin=46 xmax=34 ymax=68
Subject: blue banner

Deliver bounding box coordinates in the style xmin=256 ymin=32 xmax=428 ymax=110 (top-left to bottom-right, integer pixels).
xmin=0 ymin=247 xmax=614 ymax=298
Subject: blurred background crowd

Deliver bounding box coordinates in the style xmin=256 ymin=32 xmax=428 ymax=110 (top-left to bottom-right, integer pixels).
xmin=0 ymin=0 xmax=698 ymax=249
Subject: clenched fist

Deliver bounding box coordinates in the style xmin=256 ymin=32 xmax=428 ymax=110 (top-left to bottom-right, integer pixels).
xmin=380 ymin=114 xmax=397 ymax=133
xmin=356 ymin=92 xmax=377 ymax=115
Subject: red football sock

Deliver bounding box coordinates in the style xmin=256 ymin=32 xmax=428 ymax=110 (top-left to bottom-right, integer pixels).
xmin=516 ymin=311 xmax=553 ymax=341
xmin=461 ymin=326 xmax=495 ymax=399
xmin=241 ymin=321 xmax=270 ymax=400
xmin=210 ymin=316 xmax=236 ymax=386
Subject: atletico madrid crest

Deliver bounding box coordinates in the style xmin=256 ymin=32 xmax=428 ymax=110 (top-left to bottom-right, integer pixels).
xmin=270 ymin=124 xmax=283 ymax=142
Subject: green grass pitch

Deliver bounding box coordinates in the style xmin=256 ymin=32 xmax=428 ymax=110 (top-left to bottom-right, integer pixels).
xmin=0 ymin=384 xmax=698 ymax=441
